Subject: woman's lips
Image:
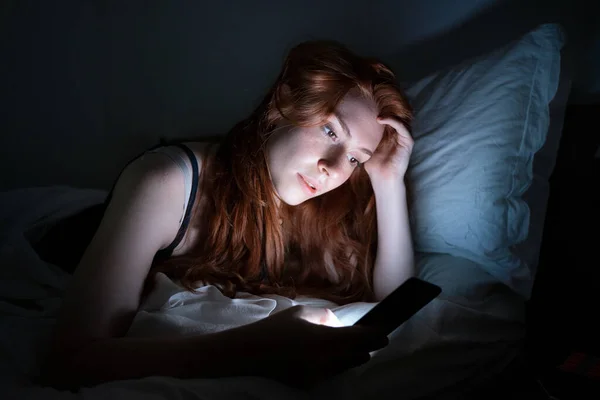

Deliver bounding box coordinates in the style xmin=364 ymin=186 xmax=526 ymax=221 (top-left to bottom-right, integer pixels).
xmin=297 ymin=173 xmax=317 ymax=195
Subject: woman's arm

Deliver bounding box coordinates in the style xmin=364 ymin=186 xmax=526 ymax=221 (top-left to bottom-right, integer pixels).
xmin=364 ymin=117 xmax=415 ymax=302
xmin=40 ymin=328 xmax=253 ymax=389
xmin=40 ymin=306 xmax=390 ymax=391
xmin=370 ymin=177 xmax=415 ymax=302
xmin=41 ymin=153 xmax=201 ymax=389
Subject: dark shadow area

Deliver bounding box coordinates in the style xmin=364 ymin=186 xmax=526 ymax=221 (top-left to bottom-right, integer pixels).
xmin=524 ymin=103 xmax=600 ymax=399
xmin=382 ymin=0 xmax=595 ymax=83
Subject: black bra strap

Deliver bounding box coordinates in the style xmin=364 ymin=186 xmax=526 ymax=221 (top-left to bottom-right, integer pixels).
xmin=155 ymin=143 xmax=199 ymax=258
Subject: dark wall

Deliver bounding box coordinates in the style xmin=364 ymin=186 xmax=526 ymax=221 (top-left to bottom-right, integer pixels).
xmin=0 ymin=0 xmax=594 ymax=191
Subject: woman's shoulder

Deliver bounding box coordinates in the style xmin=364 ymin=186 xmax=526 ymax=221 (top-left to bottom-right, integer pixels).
xmin=150 ymin=141 xmax=219 ymax=256
xmin=145 ymin=141 xmax=218 ymax=177
xmin=181 ymin=141 xmax=219 ymax=164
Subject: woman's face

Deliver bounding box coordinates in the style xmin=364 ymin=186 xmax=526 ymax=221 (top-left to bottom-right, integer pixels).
xmin=265 ymin=91 xmax=384 ymax=206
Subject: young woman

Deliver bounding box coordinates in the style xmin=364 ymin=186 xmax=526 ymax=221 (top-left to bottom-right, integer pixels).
xmin=39 ymin=40 xmax=415 ymax=390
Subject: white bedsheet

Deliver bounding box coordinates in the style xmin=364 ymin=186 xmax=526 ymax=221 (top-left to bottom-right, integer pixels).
xmin=1 ymin=186 xmax=527 ymax=400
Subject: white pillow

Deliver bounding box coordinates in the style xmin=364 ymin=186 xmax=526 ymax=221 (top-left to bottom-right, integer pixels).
xmin=401 ymin=24 xmax=565 ymax=299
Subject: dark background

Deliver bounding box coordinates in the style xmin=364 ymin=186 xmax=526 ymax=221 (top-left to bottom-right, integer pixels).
xmin=524 ymin=103 xmax=600 ymax=398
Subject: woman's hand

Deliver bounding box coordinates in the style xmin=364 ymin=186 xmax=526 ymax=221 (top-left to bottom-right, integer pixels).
xmin=235 ymin=305 xmax=389 ymax=389
xmin=363 ymin=117 xmax=414 ymax=182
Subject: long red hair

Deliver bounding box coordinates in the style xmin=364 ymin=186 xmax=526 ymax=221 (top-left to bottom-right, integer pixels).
xmin=148 ymin=40 xmax=412 ymax=305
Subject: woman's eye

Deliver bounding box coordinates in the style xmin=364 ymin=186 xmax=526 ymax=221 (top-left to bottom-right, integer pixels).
xmin=349 ymin=156 xmax=361 ymax=167
xmin=323 ymin=126 xmax=338 ymax=140
xmin=323 ymin=125 xmax=360 ymax=167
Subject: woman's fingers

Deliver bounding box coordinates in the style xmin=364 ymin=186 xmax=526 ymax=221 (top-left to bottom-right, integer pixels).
xmin=294 ymin=306 xmax=343 ymax=327
xmin=327 ymin=325 xmax=389 ymax=352
xmin=377 ymin=117 xmax=413 ymax=142
xmin=320 ymin=308 xmax=343 ymax=327
xmin=328 ymin=350 xmax=372 ymax=374
xmin=282 ymin=305 xmax=389 ymax=352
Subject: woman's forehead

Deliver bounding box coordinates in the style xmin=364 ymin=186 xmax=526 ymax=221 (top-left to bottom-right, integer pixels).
xmin=334 ymin=93 xmax=383 ymax=146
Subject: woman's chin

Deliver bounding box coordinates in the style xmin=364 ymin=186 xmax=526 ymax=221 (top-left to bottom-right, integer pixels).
xmin=277 ymin=192 xmax=306 ymax=207
xmin=286 ymin=194 xmax=315 ymax=206
xmin=273 ymin=185 xmax=313 ymax=207
xmin=279 ymin=196 xmax=298 ymax=207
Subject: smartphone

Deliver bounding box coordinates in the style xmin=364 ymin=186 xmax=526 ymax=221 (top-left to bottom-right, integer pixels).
xmin=354 ymin=277 xmax=442 ymax=335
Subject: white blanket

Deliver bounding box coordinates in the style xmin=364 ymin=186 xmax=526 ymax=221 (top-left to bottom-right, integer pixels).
xmin=0 ymin=186 xmax=527 ymax=400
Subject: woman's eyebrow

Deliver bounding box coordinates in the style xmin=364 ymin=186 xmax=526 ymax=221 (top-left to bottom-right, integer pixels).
xmin=334 ymin=112 xmax=373 ymax=157
xmin=334 ymin=111 xmax=352 ymax=139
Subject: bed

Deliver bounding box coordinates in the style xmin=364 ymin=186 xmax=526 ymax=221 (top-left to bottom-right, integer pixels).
xmin=0 ymin=22 xmax=572 ymax=400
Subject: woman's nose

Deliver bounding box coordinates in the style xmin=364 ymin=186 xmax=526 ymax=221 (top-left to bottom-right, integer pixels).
xmin=318 ymin=156 xmax=343 ymax=181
